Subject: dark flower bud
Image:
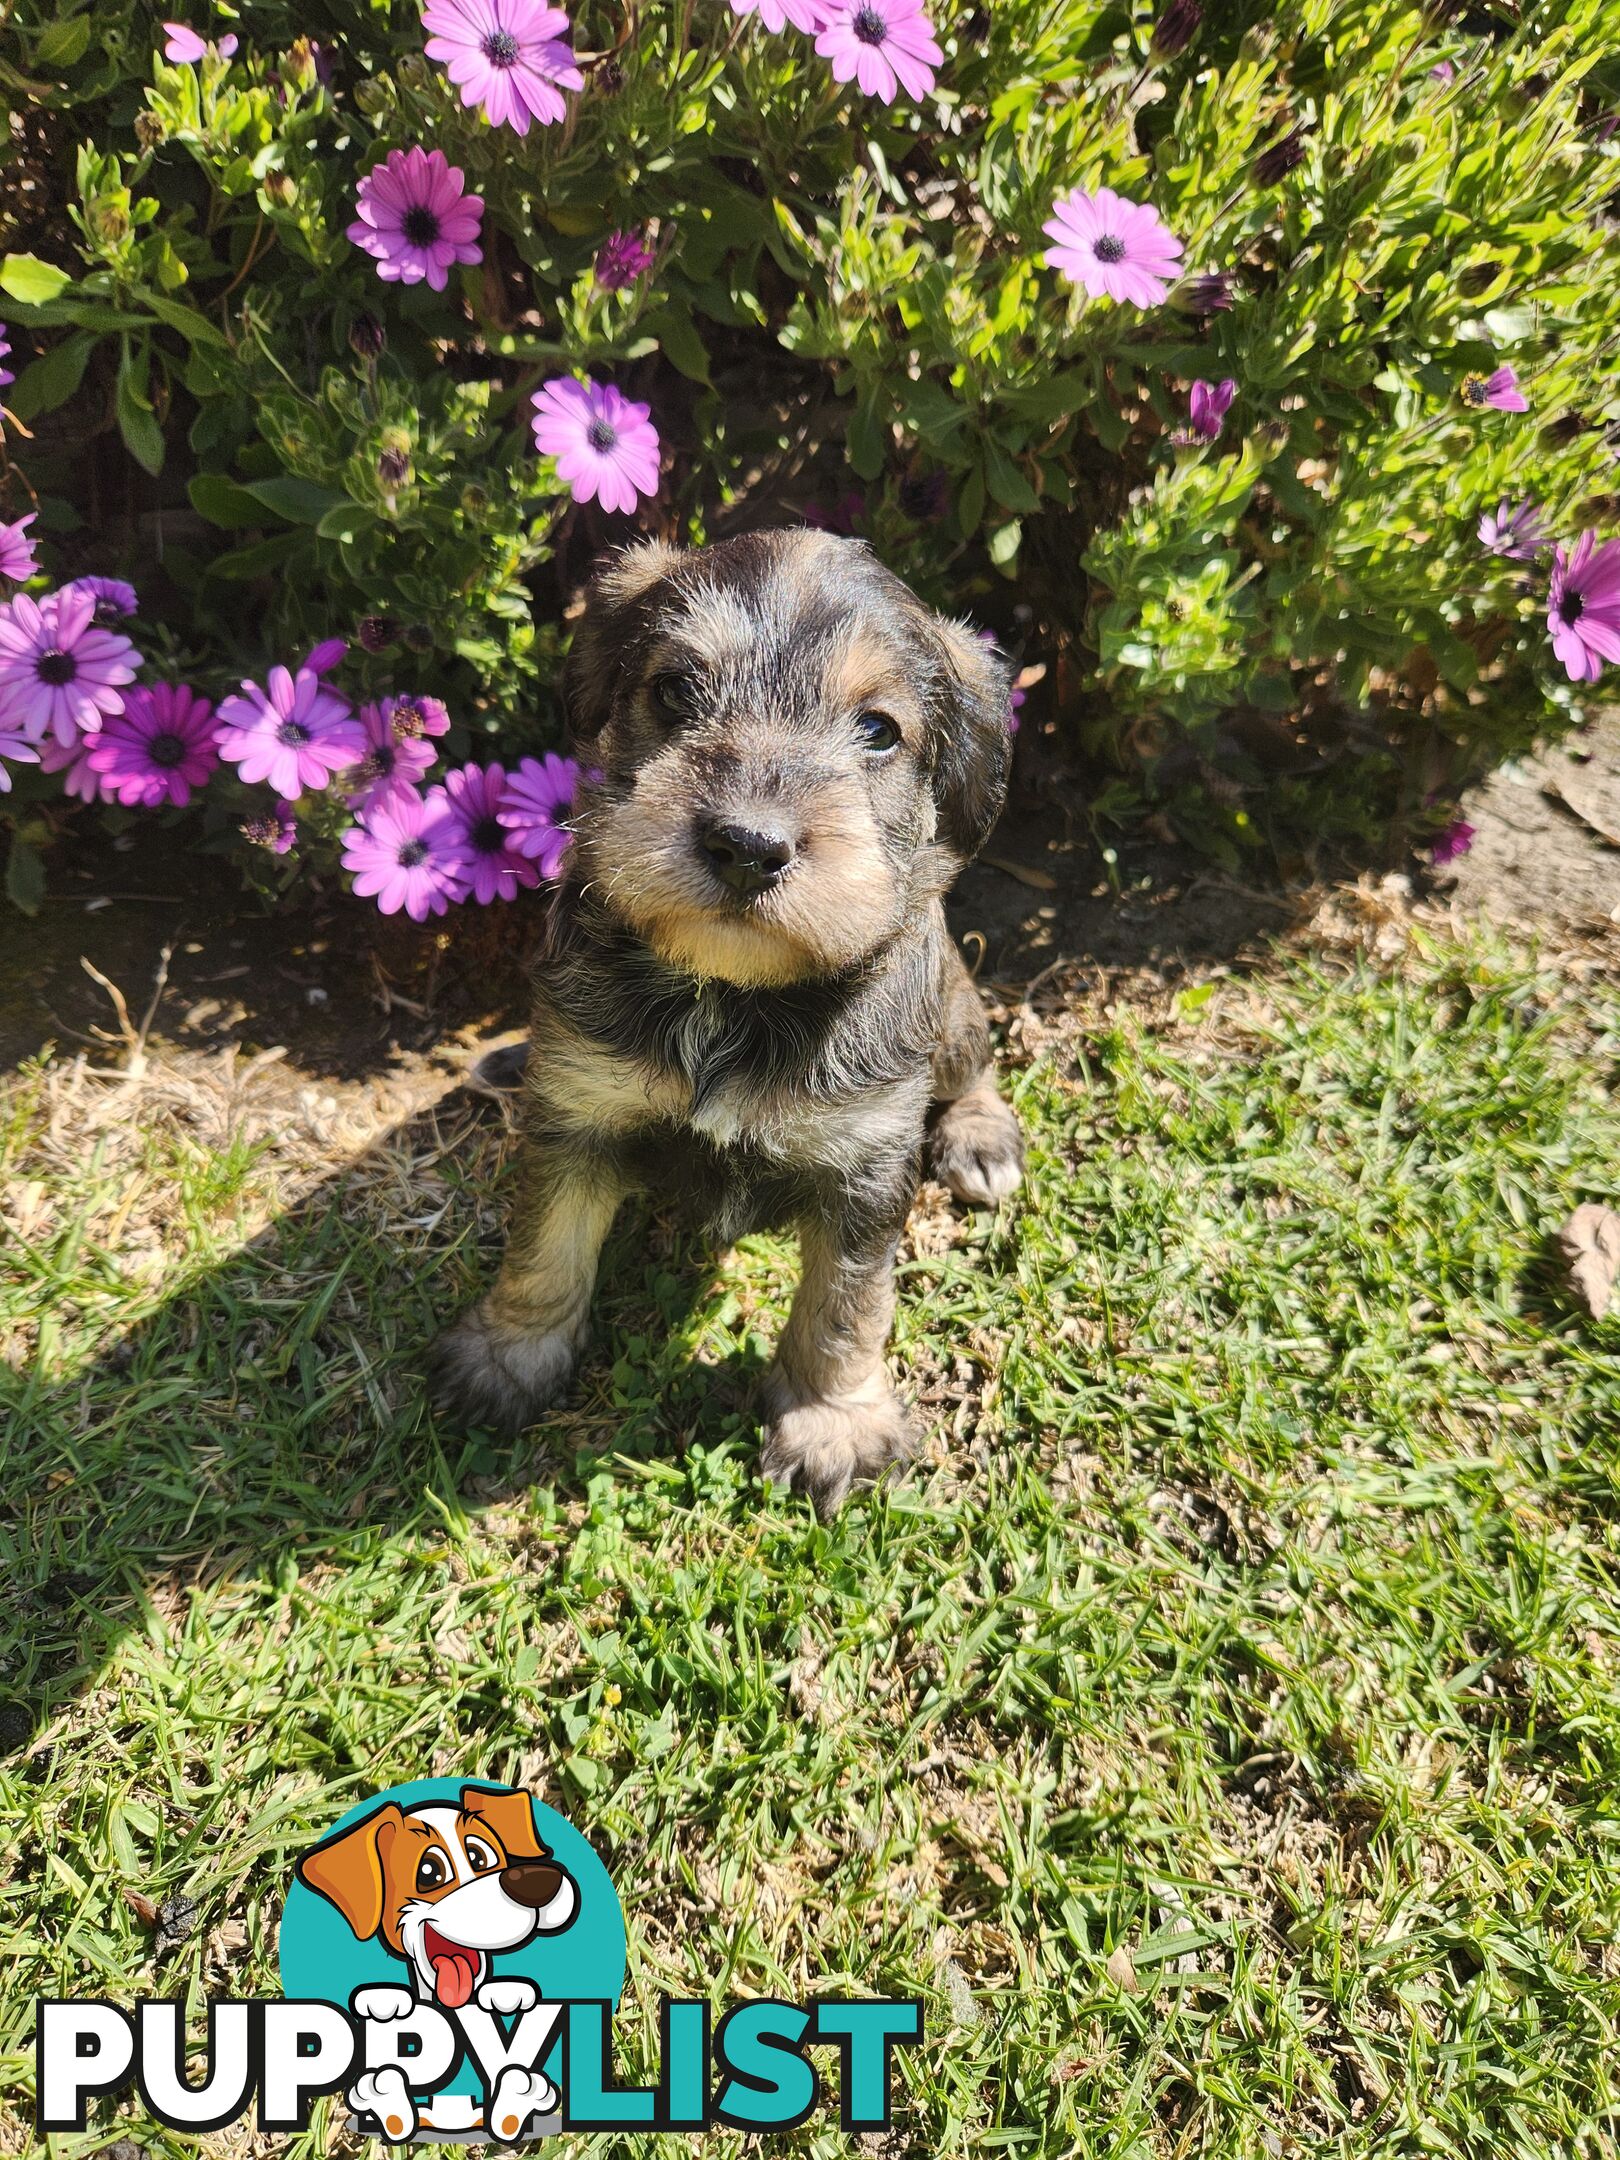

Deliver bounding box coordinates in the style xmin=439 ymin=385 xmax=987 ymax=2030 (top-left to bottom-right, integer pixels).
xmin=349 ymin=311 xmax=386 ymax=361
xmin=594 ymin=59 xmax=625 ymax=96
xmin=403 ymin=622 xmax=435 ymax=654
xmin=1172 ymin=271 xmax=1233 ymax=314
xmin=378 ymin=442 xmax=412 ymax=488
xmin=263 ymin=171 xmax=296 ymax=207
xmin=1150 ymin=0 xmax=1201 ymax=58
xmin=1254 ymin=124 xmax=1309 ymax=186
xmin=357 ymin=614 xmax=396 ymax=652
xmin=1457 ymin=261 xmax=1501 ymax=297
xmin=460 ymin=482 xmax=490 ymax=515
xmin=134 ymin=111 xmax=166 ymax=152
xmin=898 ymin=465 xmax=950 ymax=521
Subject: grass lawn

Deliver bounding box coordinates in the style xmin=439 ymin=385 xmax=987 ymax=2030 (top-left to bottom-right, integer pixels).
xmin=4 ymin=916 xmax=1620 ymax=2157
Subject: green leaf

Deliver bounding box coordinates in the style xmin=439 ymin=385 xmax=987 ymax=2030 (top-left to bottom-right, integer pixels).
xmin=35 ymin=14 xmax=92 ymax=67
xmin=646 ymin=302 xmax=711 ymax=386
xmin=5 ymin=833 xmax=46 ymax=917
xmin=983 ymin=439 xmax=1039 ymax=514
xmin=206 ymin=532 xmax=308 ymax=580
xmin=1 ymin=253 xmax=72 ymax=306
xmin=847 ymin=388 xmax=890 ymax=481
xmin=315 ymin=501 xmax=375 ymax=544
xmin=988 ymin=519 xmax=1023 ymax=568
xmin=242 ymin=476 xmax=347 ymax=525
xmin=188 ymin=472 xmax=265 ymax=530
xmin=115 ymin=342 xmax=165 ymax=476
xmin=141 ymin=291 xmax=229 ymax=350
xmin=957 ymin=460 xmax=987 ymax=539
xmin=7 ymin=331 xmax=96 ymax=423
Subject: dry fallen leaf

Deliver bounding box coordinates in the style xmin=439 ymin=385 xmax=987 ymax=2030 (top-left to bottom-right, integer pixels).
xmin=1557 ymin=1202 xmax=1620 ymax=1318
xmin=124 ymin=1888 xmax=159 ymax=1927
xmin=1105 ymin=1944 xmax=1140 ymax=1995
xmin=980 ymin=854 xmax=1060 ymax=892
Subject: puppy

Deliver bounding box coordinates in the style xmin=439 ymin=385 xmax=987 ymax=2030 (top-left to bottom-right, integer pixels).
xmin=436 ymin=529 xmax=1024 ymax=1513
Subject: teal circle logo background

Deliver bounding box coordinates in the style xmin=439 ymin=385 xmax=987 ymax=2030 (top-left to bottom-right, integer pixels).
xmin=278 ymin=1780 xmax=626 ymax=2099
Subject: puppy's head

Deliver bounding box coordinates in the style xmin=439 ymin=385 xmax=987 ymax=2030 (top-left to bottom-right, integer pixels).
xmin=564 ymin=531 xmax=1013 ymax=987
xmin=296 ymin=1785 xmax=576 ymax=2007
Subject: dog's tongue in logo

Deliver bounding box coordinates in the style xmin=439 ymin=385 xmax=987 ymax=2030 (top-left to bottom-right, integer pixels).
xmin=424 ymin=1924 xmax=480 ymax=2008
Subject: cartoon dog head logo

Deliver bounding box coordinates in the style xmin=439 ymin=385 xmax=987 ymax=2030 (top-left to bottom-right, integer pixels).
xmin=295 ymin=1785 xmax=577 ymax=2010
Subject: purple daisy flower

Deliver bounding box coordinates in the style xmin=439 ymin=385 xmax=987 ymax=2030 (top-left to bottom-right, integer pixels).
xmin=436 ymin=763 xmax=543 ymax=904
xmin=241 ymin=800 xmax=298 ymax=854
xmin=594 ymin=229 xmax=656 ymax=292
xmin=390 ymin=692 xmax=453 ymax=742
xmin=1547 ymin=531 xmax=1620 ymax=684
xmin=1430 ymin=59 xmax=1456 ymax=82
xmin=1187 ymin=377 xmax=1237 ymax=442
xmin=0 ymin=586 xmax=138 ymax=747
xmin=0 ymin=514 xmax=39 ymax=585
xmin=422 ymin=0 xmax=583 ymax=135
xmin=347 ymin=148 xmax=484 ymax=293
xmin=531 ymin=378 xmax=660 ymax=514
xmin=341 ymin=785 xmax=467 ymax=920
xmin=498 ymin=752 xmax=581 ymax=877
xmin=303 ymin=635 xmax=347 ymax=675
xmin=63 ymin=575 xmax=139 ymax=624
xmin=216 ymin=664 xmax=365 ymax=796
xmin=815 ymin=0 xmax=941 ymax=103
xmin=86 ymin=682 xmax=219 ymax=808
xmin=36 ymin=727 xmax=99 ymax=801
xmin=0 ymin=325 xmax=13 ymax=392
xmin=162 ymin=21 xmax=239 ymax=60
xmin=1477 ymin=499 xmax=1546 ymax=560
xmin=1430 ymin=818 xmax=1475 ymax=865
xmin=729 ymin=0 xmax=827 ymax=34
xmin=345 ymin=699 xmax=439 ymax=808
xmin=1460 ymin=365 xmax=1527 ymax=413
xmin=1043 ymin=186 xmax=1185 ymax=307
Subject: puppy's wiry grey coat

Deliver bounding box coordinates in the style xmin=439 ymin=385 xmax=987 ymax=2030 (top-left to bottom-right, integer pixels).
xmin=436 ymin=530 xmax=1024 ymax=1513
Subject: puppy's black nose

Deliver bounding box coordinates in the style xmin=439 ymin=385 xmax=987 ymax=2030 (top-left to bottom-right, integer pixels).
xmin=500 ymin=1861 xmax=566 ymax=1909
xmin=700 ymin=817 xmax=796 ymax=897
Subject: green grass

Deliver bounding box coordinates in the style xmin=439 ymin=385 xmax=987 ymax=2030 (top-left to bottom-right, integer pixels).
xmin=5 ymin=929 xmax=1620 ymax=2157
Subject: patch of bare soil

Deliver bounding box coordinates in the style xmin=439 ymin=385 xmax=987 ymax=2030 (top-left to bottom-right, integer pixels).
xmin=1437 ymin=706 xmax=1620 ymax=927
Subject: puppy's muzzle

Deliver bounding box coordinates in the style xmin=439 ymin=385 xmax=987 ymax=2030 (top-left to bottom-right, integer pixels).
xmin=697 ymin=814 xmax=798 ymax=899
xmin=500 ymin=1861 xmax=567 ymax=1908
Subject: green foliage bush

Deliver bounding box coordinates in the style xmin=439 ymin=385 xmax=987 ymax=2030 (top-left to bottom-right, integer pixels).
xmin=2 ymin=0 xmax=1619 ymax=899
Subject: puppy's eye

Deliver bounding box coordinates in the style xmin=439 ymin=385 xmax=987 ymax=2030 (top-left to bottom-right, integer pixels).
xmin=650 ymin=671 xmax=695 ymax=718
xmin=464 ymin=1838 xmax=500 ymax=1875
xmin=855 ymin=710 xmax=901 ymax=755
xmin=415 ymin=1851 xmax=450 ymax=1893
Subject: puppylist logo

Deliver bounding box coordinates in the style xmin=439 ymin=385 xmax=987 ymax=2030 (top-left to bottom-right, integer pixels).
xmin=36 ymin=1778 xmax=923 ymax=2143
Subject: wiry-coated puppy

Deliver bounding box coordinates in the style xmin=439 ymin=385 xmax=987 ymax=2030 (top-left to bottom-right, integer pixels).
xmin=435 ymin=530 xmax=1024 ymax=1513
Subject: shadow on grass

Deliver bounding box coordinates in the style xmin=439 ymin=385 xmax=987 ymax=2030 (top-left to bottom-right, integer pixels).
xmin=2 ymin=1082 xmax=770 ymax=1760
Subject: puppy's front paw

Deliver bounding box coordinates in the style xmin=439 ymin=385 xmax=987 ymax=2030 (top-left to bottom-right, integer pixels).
xmin=760 ymin=1378 xmax=916 ymax=1518
xmin=488 ymin=2065 xmax=559 ymax=2143
xmin=476 ymin=1976 xmax=540 ymax=2016
xmin=352 ymin=1984 xmax=416 ymax=2023
xmin=349 ymin=2069 xmax=417 ymax=2144
xmin=928 ymin=1083 xmax=1024 ymax=1208
xmin=431 ymin=1301 xmax=578 ymax=1436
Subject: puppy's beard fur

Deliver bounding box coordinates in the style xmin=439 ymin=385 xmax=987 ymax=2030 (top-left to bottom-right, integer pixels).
xmin=577 ymin=781 xmax=905 ymax=987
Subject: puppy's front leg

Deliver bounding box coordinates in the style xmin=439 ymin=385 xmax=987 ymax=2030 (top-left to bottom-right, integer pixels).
xmin=434 ymin=1140 xmax=624 ymax=1436
xmin=761 ymin=1192 xmax=914 ymax=1518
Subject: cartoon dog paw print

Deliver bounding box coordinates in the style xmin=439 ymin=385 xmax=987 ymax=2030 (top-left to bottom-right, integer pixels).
xmin=487 ymin=2064 xmax=558 ymax=2144
xmin=348 ymin=2067 xmax=418 ymax=2143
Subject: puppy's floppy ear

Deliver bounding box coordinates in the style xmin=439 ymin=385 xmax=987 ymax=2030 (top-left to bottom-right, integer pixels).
xmin=566 ymin=538 xmax=686 ymax=742
xmin=295 ymin=1803 xmax=404 ymax=1941
xmin=459 ymin=1784 xmax=549 ymax=1864
xmin=928 ymin=616 xmax=1015 ymax=862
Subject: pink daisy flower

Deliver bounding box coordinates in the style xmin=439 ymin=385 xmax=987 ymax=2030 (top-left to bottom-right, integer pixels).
xmin=594 ymin=229 xmax=656 ymax=292
xmin=347 ymin=148 xmax=484 ymax=293
xmin=1547 ymin=531 xmax=1620 ymax=685
xmin=162 ymin=22 xmax=239 ymax=60
xmin=241 ymin=800 xmax=298 ymax=854
xmin=422 ymin=0 xmax=584 ymax=135
xmin=730 ymin=0 xmax=827 ymax=34
xmin=341 ymin=785 xmax=467 ymax=920
xmin=1477 ymin=499 xmax=1545 ymax=560
xmin=345 ymin=698 xmax=439 ymax=808
xmin=1460 ymin=365 xmax=1527 ymax=413
xmin=1430 ymin=818 xmax=1475 ymax=865
xmin=215 ymin=664 xmax=365 ymax=796
xmin=390 ymin=692 xmax=453 ymax=742
xmin=1187 ymin=377 xmax=1236 ymax=441
xmin=498 ymin=752 xmax=581 ymax=877
xmin=814 ymin=0 xmax=941 ymax=103
xmin=530 ymin=378 xmax=660 ymax=514
xmin=1043 ymin=185 xmax=1185 ymax=307
xmin=303 ymin=635 xmax=347 ymax=675
xmin=0 ymin=514 xmax=40 ymax=584
xmin=63 ymin=575 xmax=138 ymax=623
xmin=86 ymin=681 xmax=218 ymax=807
xmin=0 ymin=586 xmax=138 ymax=747
xmin=436 ymin=763 xmax=543 ymax=904
xmin=0 ymin=325 xmax=13 ymax=391
xmin=36 ymin=728 xmax=99 ymax=801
